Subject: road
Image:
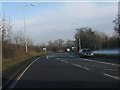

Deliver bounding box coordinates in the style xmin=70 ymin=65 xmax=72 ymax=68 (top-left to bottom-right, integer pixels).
xmin=9 ymin=52 xmax=119 ymax=88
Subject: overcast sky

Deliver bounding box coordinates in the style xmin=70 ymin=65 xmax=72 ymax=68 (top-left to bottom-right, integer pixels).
xmin=2 ymin=1 xmax=118 ymax=45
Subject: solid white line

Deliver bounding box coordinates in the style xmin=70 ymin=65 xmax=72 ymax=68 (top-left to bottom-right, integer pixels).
xmin=10 ymin=57 xmax=41 ymax=88
xmin=104 ymin=73 xmax=120 ymax=80
xmin=17 ymin=57 xmax=40 ymax=80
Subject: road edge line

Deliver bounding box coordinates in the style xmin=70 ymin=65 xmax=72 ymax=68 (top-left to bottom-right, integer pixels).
xmin=10 ymin=57 xmax=41 ymax=88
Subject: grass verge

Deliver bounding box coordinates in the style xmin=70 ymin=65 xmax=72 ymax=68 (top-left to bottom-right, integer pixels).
xmin=2 ymin=52 xmax=48 ymax=85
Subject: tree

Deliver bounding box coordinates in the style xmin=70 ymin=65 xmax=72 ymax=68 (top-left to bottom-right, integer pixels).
xmin=12 ymin=31 xmax=25 ymax=46
xmin=58 ymin=39 xmax=64 ymax=48
xmin=113 ymin=15 xmax=120 ymax=35
xmin=1 ymin=13 xmax=12 ymax=42
xmin=74 ymin=27 xmax=118 ymax=50
xmin=74 ymin=27 xmax=95 ymax=50
xmin=66 ymin=40 xmax=74 ymax=48
xmin=113 ymin=1 xmax=120 ymax=36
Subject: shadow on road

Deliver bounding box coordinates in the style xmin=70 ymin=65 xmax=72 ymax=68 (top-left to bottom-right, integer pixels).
xmin=2 ymin=79 xmax=119 ymax=88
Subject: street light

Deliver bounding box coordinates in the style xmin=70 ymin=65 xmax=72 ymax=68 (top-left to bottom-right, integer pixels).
xmin=23 ymin=4 xmax=35 ymax=53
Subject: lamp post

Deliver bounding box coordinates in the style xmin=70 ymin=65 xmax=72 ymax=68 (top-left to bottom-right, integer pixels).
xmin=23 ymin=4 xmax=35 ymax=53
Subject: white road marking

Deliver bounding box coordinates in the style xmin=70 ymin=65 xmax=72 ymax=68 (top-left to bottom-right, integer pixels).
xmin=98 ymin=61 xmax=119 ymax=67
xmin=56 ymin=58 xmax=60 ymax=60
xmin=62 ymin=60 xmax=68 ymax=63
xmin=80 ymin=58 xmax=99 ymax=63
xmin=60 ymin=60 xmax=69 ymax=64
xmin=55 ymin=57 xmax=119 ymax=80
xmin=104 ymin=73 xmax=120 ymax=80
xmin=49 ymin=56 xmax=54 ymax=58
xmin=60 ymin=60 xmax=64 ymax=62
xmin=17 ymin=57 xmax=40 ymax=80
xmin=80 ymin=58 xmax=120 ymax=67
xmin=56 ymin=57 xmax=90 ymax=71
xmin=56 ymin=58 xmax=68 ymax=64
xmin=82 ymin=67 xmax=90 ymax=70
xmin=71 ymin=63 xmax=90 ymax=70
xmin=71 ymin=63 xmax=82 ymax=68
xmin=10 ymin=57 xmax=41 ymax=88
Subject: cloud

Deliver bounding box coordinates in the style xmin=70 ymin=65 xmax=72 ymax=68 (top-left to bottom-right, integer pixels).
xmin=12 ymin=2 xmax=117 ymax=44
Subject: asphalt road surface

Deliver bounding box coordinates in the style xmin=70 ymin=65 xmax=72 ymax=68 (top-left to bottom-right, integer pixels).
xmin=9 ymin=52 xmax=120 ymax=88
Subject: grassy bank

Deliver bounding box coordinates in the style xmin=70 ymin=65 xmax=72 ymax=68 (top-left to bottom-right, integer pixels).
xmin=2 ymin=52 xmax=48 ymax=82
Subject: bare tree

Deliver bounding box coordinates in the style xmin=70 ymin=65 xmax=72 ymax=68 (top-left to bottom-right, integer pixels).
xmin=12 ymin=31 xmax=25 ymax=46
xmin=66 ymin=40 xmax=74 ymax=48
xmin=1 ymin=13 xmax=12 ymax=42
xmin=113 ymin=16 xmax=120 ymax=35
xmin=58 ymin=39 xmax=64 ymax=47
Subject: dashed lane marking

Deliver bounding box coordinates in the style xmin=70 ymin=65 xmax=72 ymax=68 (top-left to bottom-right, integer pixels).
xmin=80 ymin=58 xmax=120 ymax=67
xmin=55 ymin=57 xmax=91 ymax=71
xmin=56 ymin=58 xmax=60 ymax=60
xmin=71 ymin=63 xmax=90 ymax=70
xmin=104 ymin=73 xmax=120 ymax=80
xmin=61 ymin=60 xmax=68 ymax=63
xmin=55 ymin=57 xmax=119 ymax=80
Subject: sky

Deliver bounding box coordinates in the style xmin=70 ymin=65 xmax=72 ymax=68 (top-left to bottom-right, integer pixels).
xmin=2 ymin=1 xmax=118 ymax=45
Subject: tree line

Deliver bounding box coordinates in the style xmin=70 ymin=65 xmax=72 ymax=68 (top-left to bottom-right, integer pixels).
xmin=1 ymin=14 xmax=75 ymax=59
xmin=1 ymin=14 xmax=42 ymax=59
xmin=74 ymin=27 xmax=119 ymax=51
xmin=46 ymin=39 xmax=75 ymax=52
xmin=1 ymin=12 xmax=119 ymax=59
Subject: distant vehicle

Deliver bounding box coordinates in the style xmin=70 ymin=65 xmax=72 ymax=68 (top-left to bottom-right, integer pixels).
xmin=66 ymin=48 xmax=70 ymax=52
xmin=79 ymin=48 xmax=94 ymax=58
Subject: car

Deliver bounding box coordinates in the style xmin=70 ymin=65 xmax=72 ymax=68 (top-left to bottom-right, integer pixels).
xmin=79 ymin=48 xmax=94 ymax=58
xmin=66 ymin=48 xmax=70 ymax=52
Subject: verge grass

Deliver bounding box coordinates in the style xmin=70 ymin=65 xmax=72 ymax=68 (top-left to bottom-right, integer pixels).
xmin=2 ymin=52 xmax=48 ymax=80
